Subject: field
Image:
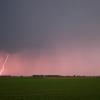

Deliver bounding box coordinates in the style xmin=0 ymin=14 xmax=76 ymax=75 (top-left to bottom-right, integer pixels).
xmin=0 ymin=77 xmax=100 ymax=100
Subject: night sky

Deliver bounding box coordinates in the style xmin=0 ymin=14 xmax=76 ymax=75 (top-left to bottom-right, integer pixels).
xmin=0 ymin=0 xmax=100 ymax=76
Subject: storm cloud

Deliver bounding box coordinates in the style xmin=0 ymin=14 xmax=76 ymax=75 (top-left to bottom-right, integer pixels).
xmin=0 ymin=0 xmax=100 ymax=53
xmin=0 ymin=0 xmax=100 ymax=75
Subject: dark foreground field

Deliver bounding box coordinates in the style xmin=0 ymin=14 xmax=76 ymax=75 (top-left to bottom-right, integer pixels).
xmin=0 ymin=77 xmax=100 ymax=100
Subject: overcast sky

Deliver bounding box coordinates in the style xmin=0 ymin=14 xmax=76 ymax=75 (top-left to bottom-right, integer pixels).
xmin=0 ymin=0 xmax=100 ymax=76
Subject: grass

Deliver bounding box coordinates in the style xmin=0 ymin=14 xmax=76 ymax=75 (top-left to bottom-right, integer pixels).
xmin=0 ymin=77 xmax=100 ymax=100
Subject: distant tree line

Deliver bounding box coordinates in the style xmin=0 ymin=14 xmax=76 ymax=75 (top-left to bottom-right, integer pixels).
xmin=0 ymin=75 xmax=100 ymax=78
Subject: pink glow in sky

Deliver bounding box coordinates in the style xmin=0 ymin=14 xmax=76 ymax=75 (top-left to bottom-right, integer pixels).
xmin=0 ymin=48 xmax=100 ymax=76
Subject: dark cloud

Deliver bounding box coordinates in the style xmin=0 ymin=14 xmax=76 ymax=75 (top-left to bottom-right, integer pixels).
xmin=0 ymin=0 xmax=100 ymax=53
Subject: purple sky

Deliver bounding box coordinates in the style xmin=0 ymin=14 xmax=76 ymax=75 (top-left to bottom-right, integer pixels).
xmin=0 ymin=0 xmax=100 ymax=76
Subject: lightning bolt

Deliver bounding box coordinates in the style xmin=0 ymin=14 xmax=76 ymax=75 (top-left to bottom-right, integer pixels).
xmin=0 ymin=55 xmax=9 ymax=75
